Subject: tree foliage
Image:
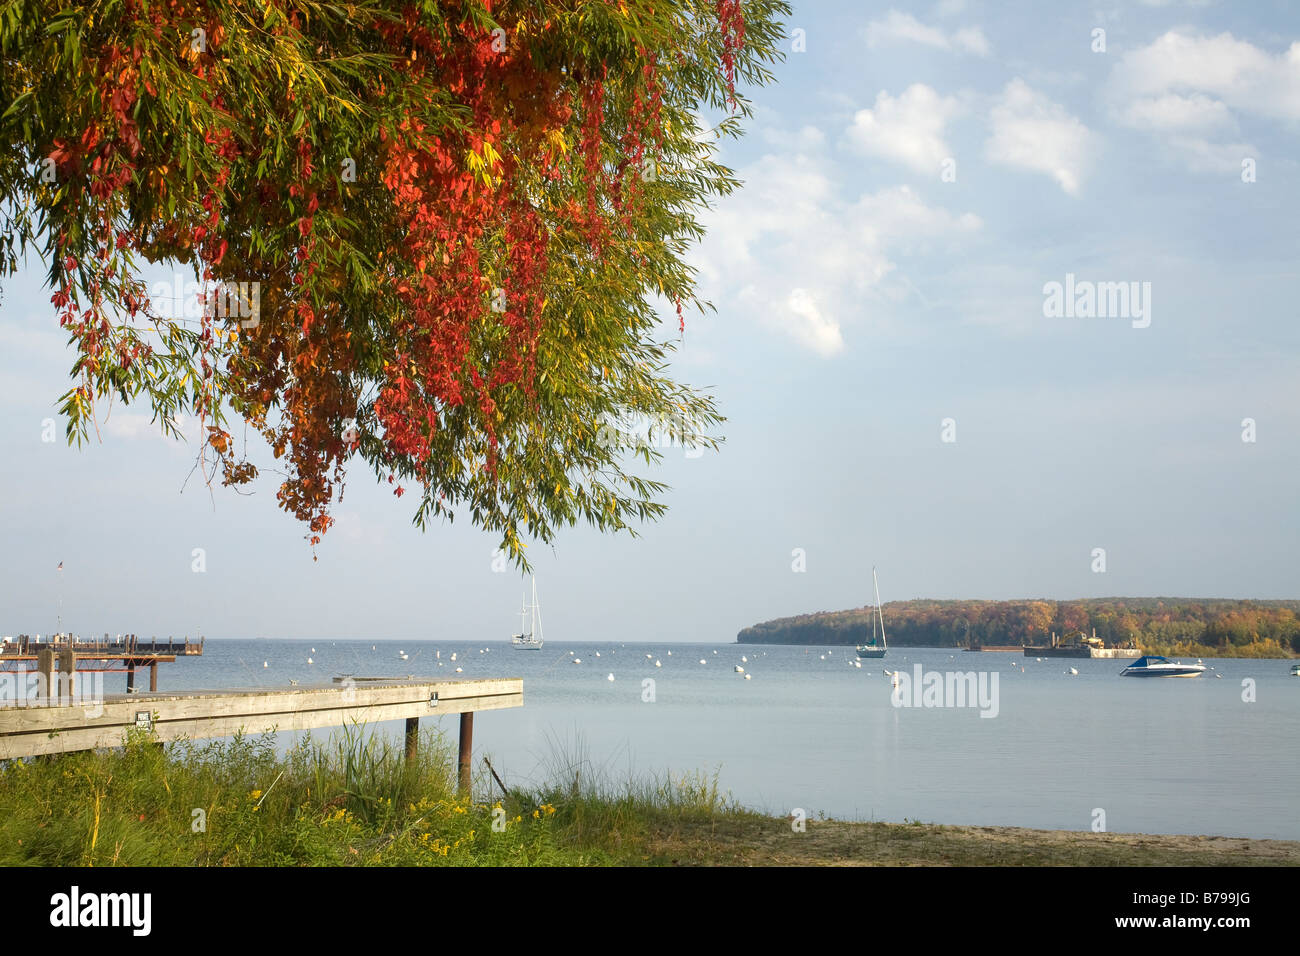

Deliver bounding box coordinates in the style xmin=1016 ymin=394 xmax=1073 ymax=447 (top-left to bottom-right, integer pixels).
xmin=739 ymin=598 xmax=1300 ymax=656
xmin=0 ymin=0 xmax=790 ymax=562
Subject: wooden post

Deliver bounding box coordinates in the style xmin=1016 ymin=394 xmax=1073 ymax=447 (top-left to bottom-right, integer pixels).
xmin=57 ymin=648 xmax=75 ymax=703
xmin=126 ymin=665 xmax=136 ymax=694
xmin=458 ymin=712 xmax=474 ymax=796
xmin=405 ymin=717 xmax=419 ymax=763
xmin=37 ymin=647 xmax=54 ymax=704
xmin=149 ymin=662 xmax=158 ymax=692
xmin=484 ymin=756 xmax=509 ymax=798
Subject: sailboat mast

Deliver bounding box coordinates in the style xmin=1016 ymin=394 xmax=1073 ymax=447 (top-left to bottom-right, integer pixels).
xmin=532 ymin=577 xmax=543 ymax=643
xmin=871 ymin=588 xmax=878 ymax=643
xmin=873 ymin=567 xmax=887 ymax=649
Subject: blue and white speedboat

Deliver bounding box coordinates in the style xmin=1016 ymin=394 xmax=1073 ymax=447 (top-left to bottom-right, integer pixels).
xmin=1120 ymin=655 xmax=1206 ymax=678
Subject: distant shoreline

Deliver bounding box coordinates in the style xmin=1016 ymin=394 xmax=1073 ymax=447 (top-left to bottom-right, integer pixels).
xmin=731 ymin=640 xmax=1297 ymax=660
xmin=739 ymin=597 xmax=1300 ymax=659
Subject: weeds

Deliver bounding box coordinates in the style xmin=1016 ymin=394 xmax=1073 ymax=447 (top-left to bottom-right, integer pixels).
xmin=0 ymin=725 xmax=752 ymax=866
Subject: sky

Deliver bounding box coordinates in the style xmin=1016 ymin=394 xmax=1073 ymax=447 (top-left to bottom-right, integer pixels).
xmin=1 ymin=0 xmax=1297 ymax=644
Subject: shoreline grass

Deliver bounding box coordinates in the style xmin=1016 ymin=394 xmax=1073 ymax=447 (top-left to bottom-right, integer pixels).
xmin=1 ymin=728 xmax=1294 ymax=866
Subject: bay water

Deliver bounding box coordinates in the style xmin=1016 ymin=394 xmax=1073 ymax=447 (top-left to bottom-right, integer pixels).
xmin=117 ymin=640 xmax=1299 ymax=840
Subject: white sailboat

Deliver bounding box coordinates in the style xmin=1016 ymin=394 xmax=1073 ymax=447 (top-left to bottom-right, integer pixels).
xmin=511 ymin=577 xmax=544 ymax=650
xmin=856 ymin=567 xmax=888 ymax=659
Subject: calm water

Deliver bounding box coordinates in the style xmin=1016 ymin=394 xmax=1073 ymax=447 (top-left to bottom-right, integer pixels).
xmin=121 ymin=640 xmax=1299 ymax=839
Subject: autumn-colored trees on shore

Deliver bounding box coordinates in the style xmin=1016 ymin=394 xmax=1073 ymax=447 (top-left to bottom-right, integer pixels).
xmin=738 ymin=598 xmax=1300 ymax=656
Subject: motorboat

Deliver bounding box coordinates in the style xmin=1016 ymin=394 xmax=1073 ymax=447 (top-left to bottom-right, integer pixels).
xmin=1120 ymin=655 xmax=1206 ymax=678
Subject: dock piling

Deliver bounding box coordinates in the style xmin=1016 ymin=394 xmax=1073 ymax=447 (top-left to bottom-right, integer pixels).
xmin=458 ymin=712 xmax=474 ymax=796
xmin=37 ymin=647 xmax=54 ymax=703
xmin=404 ymin=717 xmax=419 ymax=763
xmin=58 ymin=648 xmax=76 ymax=702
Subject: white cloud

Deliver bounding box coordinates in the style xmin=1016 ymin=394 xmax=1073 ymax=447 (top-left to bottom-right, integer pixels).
xmin=1118 ymin=92 xmax=1236 ymax=133
xmin=103 ymin=410 xmax=191 ymax=446
xmin=985 ymin=79 xmax=1094 ymax=195
xmin=1175 ymin=138 xmax=1257 ymax=174
xmin=845 ymin=84 xmax=961 ymax=176
xmin=104 ymin=412 xmax=159 ymax=441
xmin=784 ymin=289 xmax=844 ymax=357
xmin=853 ymin=185 xmax=983 ymax=245
xmin=865 ymin=10 xmax=990 ymax=56
xmin=1113 ymin=31 xmax=1300 ymax=120
xmin=695 ymin=147 xmax=981 ymax=357
xmin=951 ymin=27 xmax=991 ymax=57
xmin=1108 ymin=31 xmax=1296 ymax=171
xmin=760 ymin=123 xmax=827 ymax=151
xmin=1114 ymin=93 xmax=1252 ymax=173
xmin=1137 ymin=1 xmax=1223 ymax=9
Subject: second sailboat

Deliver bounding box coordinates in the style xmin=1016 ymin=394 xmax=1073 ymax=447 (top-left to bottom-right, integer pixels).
xmin=856 ymin=567 xmax=888 ymax=659
xmin=511 ymin=577 xmax=544 ymax=650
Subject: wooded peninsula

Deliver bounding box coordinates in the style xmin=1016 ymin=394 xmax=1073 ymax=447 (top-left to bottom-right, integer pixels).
xmin=737 ymin=598 xmax=1300 ymax=657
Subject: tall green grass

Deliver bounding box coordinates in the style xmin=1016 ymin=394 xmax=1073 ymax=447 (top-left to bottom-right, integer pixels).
xmin=0 ymin=724 xmax=753 ymax=866
xmin=509 ymin=729 xmax=746 ymax=855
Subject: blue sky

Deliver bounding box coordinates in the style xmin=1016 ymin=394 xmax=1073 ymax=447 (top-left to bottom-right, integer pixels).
xmin=1 ymin=0 xmax=1297 ymax=643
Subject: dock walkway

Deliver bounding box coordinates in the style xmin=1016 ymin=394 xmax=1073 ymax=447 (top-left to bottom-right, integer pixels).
xmin=0 ymin=677 xmax=523 ymax=793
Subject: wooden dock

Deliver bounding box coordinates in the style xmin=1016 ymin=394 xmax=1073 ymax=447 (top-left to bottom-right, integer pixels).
xmin=1 ymin=634 xmax=204 ymax=657
xmin=0 ymin=636 xmax=205 ymax=693
xmin=0 ymin=677 xmax=523 ymax=793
